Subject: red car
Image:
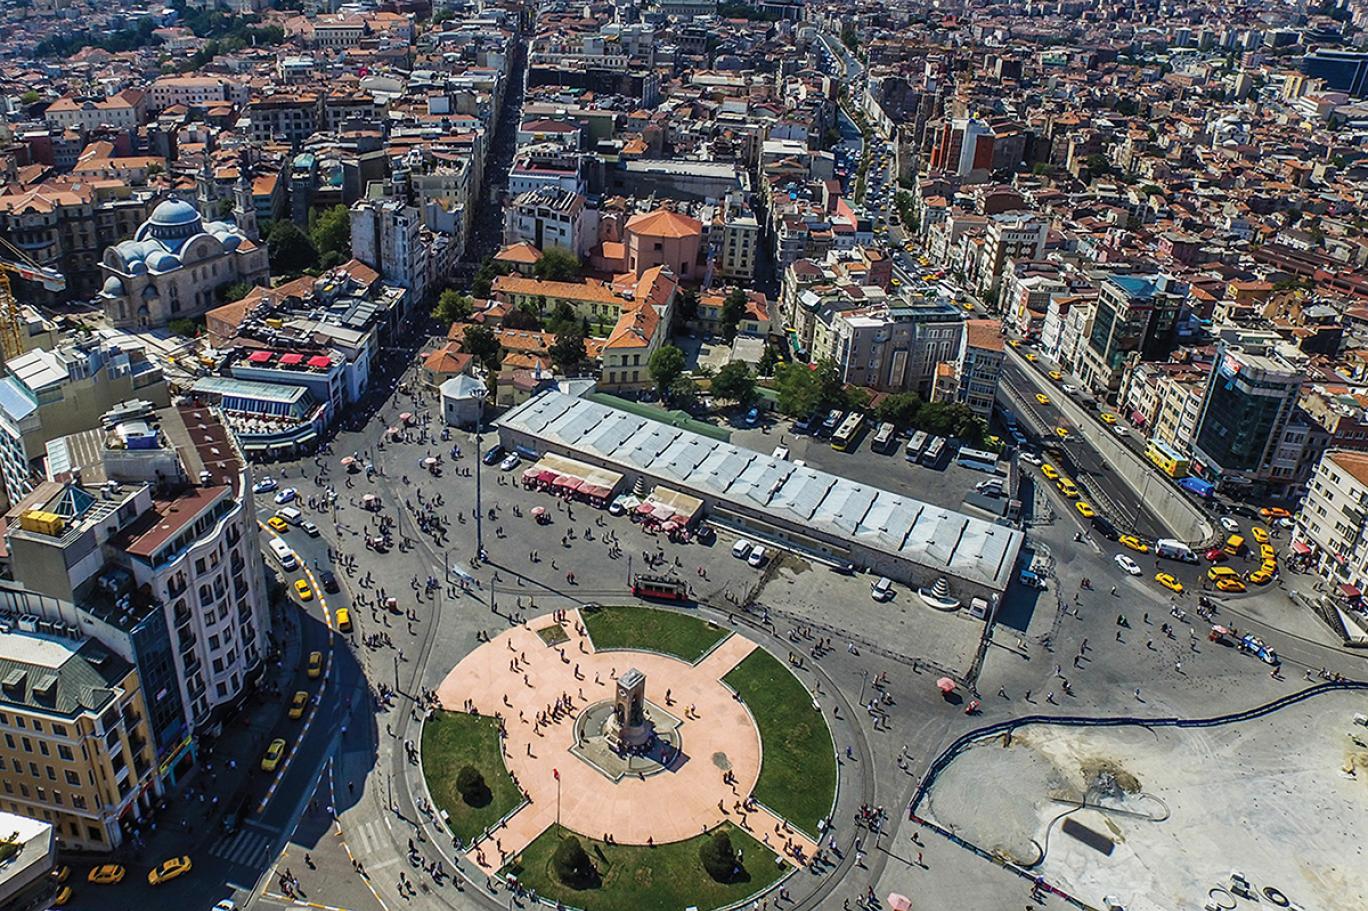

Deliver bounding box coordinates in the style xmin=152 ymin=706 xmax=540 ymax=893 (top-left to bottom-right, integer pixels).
xmin=1205 ymin=547 xmax=1227 ymax=562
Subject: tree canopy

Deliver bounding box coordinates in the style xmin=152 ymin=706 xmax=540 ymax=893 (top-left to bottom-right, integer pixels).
xmin=433 ymin=289 xmax=474 ymax=324
xmin=462 ymin=324 xmax=502 ymax=372
xmin=309 ymin=205 xmax=351 ymax=264
xmin=265 ymin=220 xmax=318 ymax=275
xmin=773 ymin=358 xmax=846 ymax=417
xmin=532 ymin=246 xmax=581 ymax=282
xmin=720 ymin=288 xmax=749 ymax=342
xmin=648 ymin=344 xmax=686 ymax=393
xmin=711 ymin=361 xmax=756 ymax=406
xmin=549 ymin=326 xmax=587 ymax=374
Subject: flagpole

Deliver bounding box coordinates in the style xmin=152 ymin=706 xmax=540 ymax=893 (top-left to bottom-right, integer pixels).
xmin=556 ymin=770 xmax=561 ymax=827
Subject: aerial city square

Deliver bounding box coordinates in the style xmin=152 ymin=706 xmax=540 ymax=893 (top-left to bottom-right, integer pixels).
xmin=0 ymin=0 xmax=1366 ymax=909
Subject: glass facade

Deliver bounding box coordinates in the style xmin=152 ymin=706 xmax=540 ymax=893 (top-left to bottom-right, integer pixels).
xmin=1194 ymin=348 xmax=1299 ymax=477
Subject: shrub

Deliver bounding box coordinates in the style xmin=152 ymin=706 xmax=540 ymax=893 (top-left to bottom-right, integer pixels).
xmin=699 ymin=831 xmax=739 ymax=883
xmin=552 ymin=835 xmax=598 ymax=888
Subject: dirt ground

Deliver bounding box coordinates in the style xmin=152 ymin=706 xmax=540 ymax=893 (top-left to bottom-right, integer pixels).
xmin=922 ymin=690 xmax=1368 ymax=911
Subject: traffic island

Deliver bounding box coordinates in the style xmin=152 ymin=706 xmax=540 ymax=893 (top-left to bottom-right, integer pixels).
xmin=501 ymin=822 xmax=785 ymax=911
xmin=420 ymin=711 xmax=524 ymax=843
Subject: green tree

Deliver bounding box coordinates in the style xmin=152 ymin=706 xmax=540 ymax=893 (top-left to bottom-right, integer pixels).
xmin=503 ymin=305 xmax=542 ymax=331
xmin=549 ymin=326 xmax=586 ymax=374
xmin=699 ymin=831 xmax=740 ymax=883
xmin=874 ymin=392 xmax=922 ymax=430
xmin=757 ymin=344 xmax=779 ymax=377
xmin=219 ymin=280 xmax=255 ymax=303
xmin=454 ymin=766 xmax=491 ymax=807
xmin=19 ymin=91 xmax=39 ymax=105
xmin=532 ymin=246 xmax=581 ymax=282
xmin=668 ymin=375 xmax=698 ymax=409
xmin=551 ymin=836 xmax=597 ymax=889
xmin=711 ymin=361 xmax=756 ymax=406
xmin=470 ymin=256 xmax=511 ymax=298
xmin=773 ymin=361 xmax=824 ymax=416
xmin=670 ymin=286 xmax=699 ymax=334
xmin=309 ymin=204 xmax=351 ymax=262
xmin=720 ymin=288 xmax=749 ymax=342
xmin=167 ymin=318 xmax=201 ymax=338
xmin=648 ymin=344 xmax=686 ymax=393
xmin=265 ymin=220 xmax=318 ymax=275
xmin=433 ymin=289 xmax=474 ymax=324
xmin=462 ymin=324 xmax=502 ymax=372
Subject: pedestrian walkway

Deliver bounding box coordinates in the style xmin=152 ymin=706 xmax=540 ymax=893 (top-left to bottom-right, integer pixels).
xmin=207 ymin=822 xmax=279 ymax=869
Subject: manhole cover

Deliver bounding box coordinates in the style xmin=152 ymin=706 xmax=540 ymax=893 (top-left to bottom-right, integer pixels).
xmin=712 ymin=752 xmax=732 ymax=770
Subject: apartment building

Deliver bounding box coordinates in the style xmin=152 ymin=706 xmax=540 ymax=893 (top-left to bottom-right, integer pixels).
xmin=42 ymin=91 xmax=145 ymax=136
xmin=148 ymin=76 xmax=247 ymax=110
xmin=502 ymin=187 xmax=593 ymax=256
xmin=820 ymin=298 xmax=965 ymax=397
xmin=0 ymin=181 xmax=155 ymax=302
xmin=977 ymin=211 xmax=1047 ymax=297
xmin=5 ymin=402 xmax=270 ymax=774
xmin=0 ymin=626 xmax=159 ymax=852
xmin=0 ymin=341 xmax=168 ymax=508
xmin=1294 ymin=450 xmax=1368 ymax=598
xmin=958 ymin=320 xmax=1006 ymax=417
xmin=350 ymin=197 xmax=431 ymax=302
xmin=716 ymin=194 xmax=759 ymax=284
xmin=246 ymin=93 xmax=322 ymax=145
xmin=1076 ymin=274 xmax=1187 ymax=400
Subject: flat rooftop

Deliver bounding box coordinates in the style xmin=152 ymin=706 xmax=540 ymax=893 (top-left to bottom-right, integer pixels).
xmin=498 ymin=392 xmax=1024 ymax=591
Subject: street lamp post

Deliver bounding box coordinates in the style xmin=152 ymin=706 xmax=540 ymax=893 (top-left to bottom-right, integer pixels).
xmin=475 ymin=394 xmax=484 ymax=555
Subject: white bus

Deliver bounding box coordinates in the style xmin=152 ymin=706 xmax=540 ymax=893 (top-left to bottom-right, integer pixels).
xmin=831 ymin=412 xmax=866 ymax=451
xmin=905 ymin=430 xmax=929 ymax=462
xmin=921 ymin=436 xmax=947 ymax=467
xmin=872 ymin=422 xmax=898 ymax=453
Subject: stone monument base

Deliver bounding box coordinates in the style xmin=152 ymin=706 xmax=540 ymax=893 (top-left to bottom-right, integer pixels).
xmin=571 ymin=699 xmax=684 ymax=782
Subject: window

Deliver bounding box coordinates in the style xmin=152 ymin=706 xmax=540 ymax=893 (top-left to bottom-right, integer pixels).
xmin=58 ymin=745 xmax=72 ymax=761
xmin=51 ymin=724 xmax=65 ymax=737
xmin=64 ymin=770 xmax=79 ymax=786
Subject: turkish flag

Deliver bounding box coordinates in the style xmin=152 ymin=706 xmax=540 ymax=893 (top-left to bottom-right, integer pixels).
xmin=553 ymin=768 xmax=560 ymax=781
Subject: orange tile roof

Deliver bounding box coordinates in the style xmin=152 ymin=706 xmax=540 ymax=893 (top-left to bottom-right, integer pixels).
xmin=491 ymin=274 xmax=622 ymax=306
xmin=494 ymin=241 xmax=543 ymax=265
xmin=625 ymin=208 xmax=703 ymax=240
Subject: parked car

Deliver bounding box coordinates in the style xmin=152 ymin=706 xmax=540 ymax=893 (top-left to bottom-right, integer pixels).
xmin=1114 ymin=554 xmax=1142 ymax=576
xmin=499 ymin=453 xmax=522 ymax=471
xmin=273 ymin=487 xmax=297 ymax=505
xmin=483 ymin=445 xmax=506 ymax=465
xmin=731 ymin=539 xmax=753 ymax=559
xmin=253 ymin=477 xmax=278 ymax=494
xmin=747 ymin=545 xmax=768 ymax=567
xmin=300 ymin=520 xmax=320 ymax=537
xmin=320 ymin=570 xmax=339 ymax=593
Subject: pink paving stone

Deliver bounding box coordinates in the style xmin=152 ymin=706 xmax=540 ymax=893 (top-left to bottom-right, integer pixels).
xmin=433 ymin=609 xmax=818 ymax=873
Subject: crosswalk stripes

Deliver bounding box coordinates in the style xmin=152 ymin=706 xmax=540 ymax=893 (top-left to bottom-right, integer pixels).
xmin=208 ymin=828 xmax=274 ymax=868
xmin=347 ymin=818 xmax=386 ymax=856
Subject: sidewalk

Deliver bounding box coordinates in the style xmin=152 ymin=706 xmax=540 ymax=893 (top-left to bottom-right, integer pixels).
xmin=106 ymin=598 xmax=307 ymax=868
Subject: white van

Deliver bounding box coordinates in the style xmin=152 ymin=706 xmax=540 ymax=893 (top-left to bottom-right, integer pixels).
xmin=871 ymin=577 xmax=894 ymax=601
xmin=269 ymin=538 xmax=298 ymax=571
xmin=276 ymin=506 xmax=303 ymax=526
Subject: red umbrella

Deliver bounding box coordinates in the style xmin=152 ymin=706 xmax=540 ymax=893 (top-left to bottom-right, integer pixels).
xmin=936 ymin=677 xmax=957 ymax=693
xmin=888 ymin=895 xmax=912 ymax=911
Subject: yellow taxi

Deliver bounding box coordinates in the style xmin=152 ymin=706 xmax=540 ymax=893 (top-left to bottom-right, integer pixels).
xmin=1259 ymin=543 xmax=1276 ymax=563
xmin=87 ymin=865 xmax=125 ymax=885
xmin=1009 ymin=339 xmax=1023 ymax=348
xmin=53 ymin=886 xmax=72 ymax=906
xmin=1119 ymin=535 xmax=1150 ymax=553
xmin=261 ymin=738 xmax=287 ymax=772
xmin=336 ymin=607 xmax=351 ymax=632
xmin=1260 ymin=506 xmax=1291 ymax=519
xmin=1041 ymin=463 xmax=1060 ymax=480
xmin=1025 ymin=352 xmax=1038 ymax=362
xmin=1247 ymin=568 xmax=1274 ymax=585
xmin=307 ymin=650 xmax=323 ymax=678
xmin=1155 ymin=572 xmax=1184 ymax=594
xmin=1099 ymin=412 xmax=1118 ymax=425
xmin=1035 ymin=393 xmax=1051 ymax=405
xmin=890 ymin=277 xmax=902 ymax=287
xmin=1048 ymin=370 xmax=1063 ymax=381
xmin=1055 ymin=427 xmax=1070 ymax=439
xmin=51 ymin=866 xmax=70 ymax=885
xmin=289 ymin=690 xmax=309 ymax=719
xmin=1216 ymin=578 xmax=1247 ymax=593
xmin=1250 ymin=525 xmax=1270 ymax=544
xmin=1056 ymin=478 xmax=1079 ymax=499
xmin=147 ymin=856 xmax=192 ymax=886
xmin=1075 ymin=501 xmax=1096 ymax=518
xmin=293 ymin=578 xmax=313 ymax=601
xmin=267 ymin=516 xmax=288 ymax=532
xmin=961 ymin=301 xmax=974 ymax=311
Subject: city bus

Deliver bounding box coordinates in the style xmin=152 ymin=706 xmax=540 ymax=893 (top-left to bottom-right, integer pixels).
xmin=956 ymin=447 xmax=1001 ymax=473
xmin=1145 ymin=439 xmax=1189 ymax=478
xmin=905 ymin=430 xmax=929 ymax=462
xmin=832 ymin=412 xmax=867 ymax=451
xmin=872 ymin=422 xmax=898 ymax=453
xmin=921 ymin=435 xmax=947 ymax=467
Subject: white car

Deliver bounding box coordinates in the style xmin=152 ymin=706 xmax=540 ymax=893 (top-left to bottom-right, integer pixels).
xmin=1113 ymin=554 xmax=1142 ymax=576
xmin=747 ymin=545 xmax=768 ymax=568
xmin=273 ymin=487 xmax=297 ymax=505
xmin=499 ymin=453 xmax=521 ymax=471
xmin=213 ymin=903 xmax=238 ymax=911
xmin=731 ymin=538 xmax=753 ymax=559
xmin=300 ymin=520 xmax=320 ymax=537
xmin=253 ymin=477 xmax=278 ymax=494
xmin=1219 ymin=516 xmax=1240 ymax=534
xmin=1062 ymin=383 xmax=1078 ymax=394
xmin=1019 ymin=452 xmax=1043 ymax=466
xmin=1113 ymin=425 xmax=1127 ymax=437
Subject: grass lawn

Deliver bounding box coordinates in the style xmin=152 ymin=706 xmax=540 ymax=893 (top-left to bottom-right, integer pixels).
xmin=421 ymin=711 xmax=523 ymax=842
xmin=502 ymin=823 xmax=784 ymax=911
xmin=723 ymin=649 xmax=836 ymax=836
xmin=581 ymin=605 xmax=727 ymax=663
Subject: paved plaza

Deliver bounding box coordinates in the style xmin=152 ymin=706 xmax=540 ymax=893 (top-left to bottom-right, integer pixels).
xmin=431 ymin=610 xmax=819 ymax=874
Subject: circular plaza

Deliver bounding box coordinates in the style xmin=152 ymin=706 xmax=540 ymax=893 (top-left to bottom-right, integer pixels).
xmin=420 ymin=605 xmax=838 ymax=911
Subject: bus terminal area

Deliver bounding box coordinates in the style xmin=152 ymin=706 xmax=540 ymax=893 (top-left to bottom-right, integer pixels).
xmin=729 ymin=415 xmax=1016 ymax=522
xmin=496 ymin=391 xmax=1023 ymax=601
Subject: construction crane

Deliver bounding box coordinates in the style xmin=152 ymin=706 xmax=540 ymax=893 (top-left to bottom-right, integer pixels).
xmin=0 ymin=235 xmax=65 ymax=363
